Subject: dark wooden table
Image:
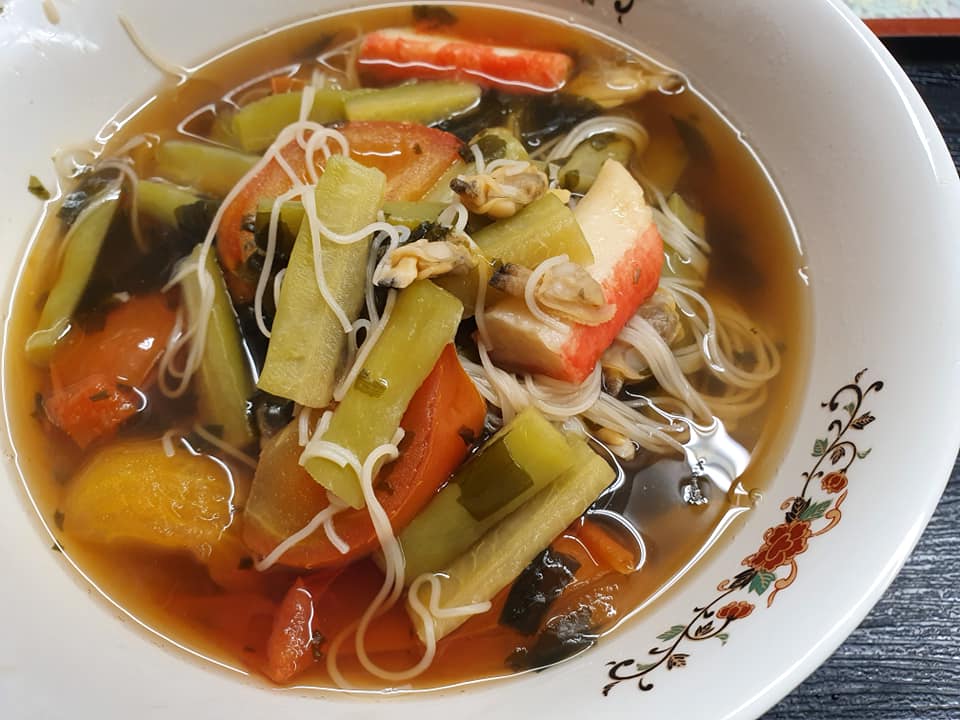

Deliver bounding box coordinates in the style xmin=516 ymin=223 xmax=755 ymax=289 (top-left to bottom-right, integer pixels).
xmin=764 ymin=38 xmax=960 ymax=720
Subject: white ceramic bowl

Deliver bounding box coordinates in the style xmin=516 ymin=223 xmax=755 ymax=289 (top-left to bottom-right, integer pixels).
xmin=2 ymin=1 xmax=959 ymax=718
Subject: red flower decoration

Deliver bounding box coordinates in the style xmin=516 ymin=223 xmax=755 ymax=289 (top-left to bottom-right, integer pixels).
xmin=743 ymin=521 xmax=812 ymax=572
xmin=716 ymin=601 xmax=754 ymax=621
xmin=821 ymin=471 xmax=848 ymax=494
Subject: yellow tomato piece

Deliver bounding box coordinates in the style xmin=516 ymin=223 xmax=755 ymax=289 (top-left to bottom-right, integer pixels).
xmin=63 ymin=440 xmax=236 ymax=556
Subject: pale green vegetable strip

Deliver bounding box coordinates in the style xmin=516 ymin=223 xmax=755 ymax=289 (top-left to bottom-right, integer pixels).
xmin=469 ymin=127 xmax=529 ymax=163
xmin=662 ymin=193 xmax=706 ymax=281
xmin=381 ymin=200 xmax=446 ymax=229
xmin=639 ymin=118 xmax=688 ymax=196
xmin=559 ymin=133 xmax=634 ymax=194
xmin=137 ymin=180 xmax=201 ymax=227
xmin=232 ymin=90 xmax=347 ymax=152
xmin=305 ymin=280 xmax=463 ymax=509
xmin=421 ymin=160 xmax=470 ymax=203
xmin=409 ymin=437 xmax=614 ymax=642
xmin=667 ymin=193 xmax=706 ymax=238
xmin=180 ymin=245 xmax=256 ymax=448
xmin=255 ymin=199 xmax=305 ymax=238
xmin=155 ymin=141 xmax=258 ymax=197
xmin=437 ymin=193 xmax=593 ymax=310
xmin=26 ymin=190 xmax=120 ymax=364
xmin=398 ymin=407 xmax=575 ymax=580
xmin=258 ymin=156 xmax=386 ymax=408
xmin=345 ymin=82 xmax=482 ymax=124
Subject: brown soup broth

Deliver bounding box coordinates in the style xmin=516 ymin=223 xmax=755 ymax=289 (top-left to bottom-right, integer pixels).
xmin=4 ymin=3 xmax=810 ymax=691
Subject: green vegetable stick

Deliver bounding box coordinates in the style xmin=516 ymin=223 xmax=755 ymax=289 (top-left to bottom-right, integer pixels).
xmin=344 ymin=81 xmax=482 ymax=125
xmin=232 ymin=90 xmax=348 ymax=152
xmin=154 ymin=141 xmax=258 ymax=197
xmin=25 ymin=190 xmax=120 ymax=364
xmin=398 ymin=406 xmax=575 ymax=580
xmin=137 ymin=180 xmax=201 ymax=228
xmin=179 ymin=245 xmax=256 ymax=448
xmin=258 ymin=155 xmax=386 ymax=408
xmin=436 ymin=192 xmax=594 ymax=309
xmin=559 ymin=133 xmax=635 ymax=194
xmin=409 ymin=437 xmax=614 ymax=643
xmin=381 ymin=200 xmax=447 ymax=229
xmin=305 ymin=279 xmax=463 ymax=509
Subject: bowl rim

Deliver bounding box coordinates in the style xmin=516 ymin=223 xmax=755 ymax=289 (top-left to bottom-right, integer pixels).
xmin=1 ymin=1 xmax=959 ymax=718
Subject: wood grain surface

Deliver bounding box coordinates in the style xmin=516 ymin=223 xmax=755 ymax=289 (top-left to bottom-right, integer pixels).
xmin=763 ymin=38 xmax=960 ymax=720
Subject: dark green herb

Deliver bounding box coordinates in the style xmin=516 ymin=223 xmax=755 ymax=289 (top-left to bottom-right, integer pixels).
xmin=89 ymin=390 xmax=111 ymax=402
xmin=311 ymin=630 xmax=326 ymax=661
xmin=51 ymin=542 xmax=63 ymax=553
xmin=237 ymin=556 xmax=254 ymax=570
xmin=413 ymin=4 xmax=458 ymax=28
xmin=53 ymin=510 xmax=65 ymax=531
xmin=408 ymin=221 xmax=451 ymax=244
xmin=355 ymin=369 xmax=388 ymax=398
xmin=456 ymin=434 xmax=533 ymax=521
xmin=560 ymin=169 xmax=580 ymax=191
xmin=31 ymin=392 xmax=45 ymax=421
xmin=28 ymin=175 xmax=51 ymax=200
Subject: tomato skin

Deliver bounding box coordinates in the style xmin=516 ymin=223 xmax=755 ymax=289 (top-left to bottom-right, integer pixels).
xmin=243 ymin=345 xmax=487 ymax=569
xmin=45 ymin=293 xmax=176 ymax=448
xmin=216 ymin=122 xmax=463 ymax=302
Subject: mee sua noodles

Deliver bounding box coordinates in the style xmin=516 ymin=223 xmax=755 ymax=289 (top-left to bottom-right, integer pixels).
xmin=8 ymin=4 xmax=806 ymax=690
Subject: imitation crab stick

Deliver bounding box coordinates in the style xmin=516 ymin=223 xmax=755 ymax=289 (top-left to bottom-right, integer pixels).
xmin=483 ymin=159 xmax=664 ymax=383
xmin=358 ymin=29 xmax=574 ymax=94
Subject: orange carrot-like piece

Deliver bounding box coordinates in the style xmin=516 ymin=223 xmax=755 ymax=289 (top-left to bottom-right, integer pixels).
xmin=577 ymin=519 xmax=637 ymax=575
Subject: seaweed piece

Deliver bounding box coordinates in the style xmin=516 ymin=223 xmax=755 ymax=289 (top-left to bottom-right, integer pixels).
xmin=58 ymin=169 xmax=118 ymax=228
xmin=413 ymin=4 xmax=457 ymax=28
xmin=28 ymin=175 xmax=51 ymax=200
xmin=511 ymin=93 xmax=601 ymax=150
xmin=235 ymin=304 xmax=270 ymax=374
xmin=437 ymin=91 xmax=511 ymax=143
xmin=506 ymin=605 xmax=596 ymax=671
xmin=251 ymin=390 xmax=294 ymax=440
xmin=500 ymin=548 xmax=580 ymax=635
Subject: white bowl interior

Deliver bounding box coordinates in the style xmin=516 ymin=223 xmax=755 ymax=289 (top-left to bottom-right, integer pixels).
xmin=1 ymin=1 xmax=959 ymax=718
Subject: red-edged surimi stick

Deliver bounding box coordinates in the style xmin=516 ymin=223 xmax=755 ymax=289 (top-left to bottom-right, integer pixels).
xmin=358 ymin=29 xmax=574 ymax=94
xmin=483 ymin=159 xmax=664 ymax=384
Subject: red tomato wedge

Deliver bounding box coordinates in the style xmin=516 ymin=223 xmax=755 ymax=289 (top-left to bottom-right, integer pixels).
xmin=264 ymin=572 xmax=338 ymax=684
xmin=243 ymin=344 xmax=487 ymax=569
xmin=216 ymin=121 xmax=463 ymax=302
xmin=358 ymin=29 xmax=574 ymax=94
xmin=45 ymin=293 xmax=176 ymax=448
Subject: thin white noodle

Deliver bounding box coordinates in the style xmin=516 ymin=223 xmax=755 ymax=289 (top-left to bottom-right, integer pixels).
xmin=255 ymin=494 xmax=348 ymax=571
xmin=470 ymin=143 xmax=486 ymax=174
xmin=323 ymin=515 xmax=351 ymax=555
xmin=272 ymin=268 xmax=286 ymax=311
xmin=117 ymin=15 xmax=190 ymax=82
xmin=161 ymin=429 xmax=180 ymax=458
xmin=255 ymin=188 xmax=301 ymax=338
xmin=332 ymin=291 xmax=397 ymax=402
xmin=297 ymin=406 xmax=313 ymax=447
xmin=547 ymin=116 xmax=650 ymax=163
xmin=190 ymin=424 xmax=258 ymax=470
xmin=96 ymin=159 xmax=147 ymax=252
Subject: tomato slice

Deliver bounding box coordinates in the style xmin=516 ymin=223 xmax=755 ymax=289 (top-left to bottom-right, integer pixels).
xmin=216 ymin=121 xmax=463 ymax=302
xmin=243 ymin=344 xmax=486 ymax=569
xmin=45 ymin=293 xmax=177 ymax=448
